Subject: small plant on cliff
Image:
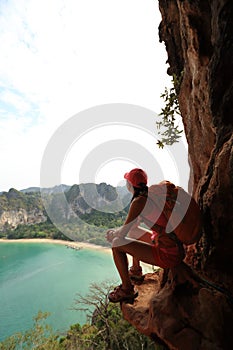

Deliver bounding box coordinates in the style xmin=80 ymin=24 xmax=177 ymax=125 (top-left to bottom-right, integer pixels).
xmin=156 ymin=73 xmax=183 ymax=148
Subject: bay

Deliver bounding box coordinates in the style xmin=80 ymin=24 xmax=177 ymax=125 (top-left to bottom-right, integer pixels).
xmin=0 ymin=242 xmax=118 ymax=341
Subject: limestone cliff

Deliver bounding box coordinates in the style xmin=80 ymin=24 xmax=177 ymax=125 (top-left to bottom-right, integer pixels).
xmin=0 ymin=188 xmax=46 ymax=231
xmin=122 ymin=1 xmax=233 ymax=349
xmin=158 ymin=0 xmax=233 ymax=285
xmin=0 ymin=208 xmax=46 ymax=231
xmin=0 ymin=184 xmax=129 ymax=234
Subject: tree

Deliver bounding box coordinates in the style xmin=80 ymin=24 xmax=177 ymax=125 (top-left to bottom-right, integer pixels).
xmin=0 ymin=312 xmax=60 ymax=350
xmin=64 ymin=281 xmax=156 ymax=350
xmin=156 ymin=74 xmax=183 ymax=148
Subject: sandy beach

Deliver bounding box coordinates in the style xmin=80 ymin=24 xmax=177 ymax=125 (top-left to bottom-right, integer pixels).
xmin=0 ymin=238 xmax=112 ymax=253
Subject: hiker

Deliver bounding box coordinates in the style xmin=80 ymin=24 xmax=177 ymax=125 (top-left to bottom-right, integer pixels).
xmin=106 ymin=168 xmax=185 ymax=303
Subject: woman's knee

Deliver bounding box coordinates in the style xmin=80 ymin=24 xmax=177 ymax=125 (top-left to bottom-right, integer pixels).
xmin=111 ymin=236 xmax=127 ymax=249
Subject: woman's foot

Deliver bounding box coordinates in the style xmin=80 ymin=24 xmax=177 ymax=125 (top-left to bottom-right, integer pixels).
xmin=108 ymin=284 xmax=138 ymax=303
xmin=128 ymin=266 xmax=144 ymax=282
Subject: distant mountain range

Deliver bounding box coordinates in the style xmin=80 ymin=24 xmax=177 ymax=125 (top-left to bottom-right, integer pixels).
xmin=0 ymin=183 xmax=130 ymax=234
xmin=20 ymin=184 xmax=71 ymax=194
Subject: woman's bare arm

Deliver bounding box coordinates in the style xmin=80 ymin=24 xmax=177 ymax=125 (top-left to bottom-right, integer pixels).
xmin=109 ymin=196 xmax=147 ymax=239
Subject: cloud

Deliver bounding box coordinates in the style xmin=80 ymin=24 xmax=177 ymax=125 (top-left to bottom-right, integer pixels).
xmin=0 ymin=0 xmax=173 ymax=191
xmin=0 ymin=89 xmax=33 ymax=116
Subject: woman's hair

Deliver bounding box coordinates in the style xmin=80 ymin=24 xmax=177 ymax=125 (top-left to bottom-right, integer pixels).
xmin=130 ymin=182 xmax=148 ymax=202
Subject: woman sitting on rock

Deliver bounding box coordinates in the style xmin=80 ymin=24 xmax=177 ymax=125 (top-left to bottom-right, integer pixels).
xmin=106 ymin=168 xmax=185 ymax=303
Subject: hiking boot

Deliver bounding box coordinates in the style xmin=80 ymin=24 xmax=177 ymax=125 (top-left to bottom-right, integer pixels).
xmin=108 ymin=284 xmax=138 ymax=303
xmin=128 ymin=266 xmax=144 ymax=282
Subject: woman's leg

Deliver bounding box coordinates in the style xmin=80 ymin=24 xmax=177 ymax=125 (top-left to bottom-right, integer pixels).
xmin=111 ymin=236 xmax=156 ymax=290
xmin=127 ymin=226 xmax=152 ymax=272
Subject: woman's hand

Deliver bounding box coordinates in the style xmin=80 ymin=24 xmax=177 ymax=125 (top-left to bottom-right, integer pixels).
xmin=106 ymin=229 xmax=116 ymax=243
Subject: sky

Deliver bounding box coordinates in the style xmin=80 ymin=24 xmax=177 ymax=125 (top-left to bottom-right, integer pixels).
xmin=0 ymin=0 xmax=188 ymax=192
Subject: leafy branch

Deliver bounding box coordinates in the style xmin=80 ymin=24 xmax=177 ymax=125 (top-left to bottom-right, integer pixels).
xmin=156 ymin=73 xmax=183 ymax=148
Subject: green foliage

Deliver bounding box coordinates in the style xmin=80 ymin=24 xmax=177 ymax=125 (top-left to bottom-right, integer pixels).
xmin=3 ymin=218 xmax=116 ymax=247
xmin=0 ymin=312 xmax=60 ymax=350
xmin=80 ymin=209 xmax=128 ymax=228
xmin=1 ymin=185 xmax=128 ymax=245
xmin=0 ymin=281 xmax=167 ymax=350
xmin=0 ymin=189 xmax=44 ymax=212
xmin=63 ymin=281 xmax=156 ymax=350
xmin=156 ymin=73 xmax=183 ymax=148
xmin=5 ymin=220 xmax=68 ymax=241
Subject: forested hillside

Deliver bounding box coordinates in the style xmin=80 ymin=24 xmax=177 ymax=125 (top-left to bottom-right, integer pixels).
xmin=0 ymin=183 xmax=130 ymax=246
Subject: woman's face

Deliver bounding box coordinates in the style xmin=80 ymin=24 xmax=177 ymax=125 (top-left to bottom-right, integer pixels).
xmin=126 ymin=180 xmax=134 ymax=193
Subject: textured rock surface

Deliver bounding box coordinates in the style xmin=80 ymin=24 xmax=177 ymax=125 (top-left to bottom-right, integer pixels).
xmin=122 ymin=271 xmax=233 ymax=350
xmin=0 ymin=183 xmax=130 ymax=232
xmin=122 ymin=1 xmax=233 ymax=348
xmin=0 ymin=209 xmax=46 ymax=230
xmin=158 ymin=0 xmax=233 ymax=286
xmin=0 ymin=188 xmax=46 ymax=231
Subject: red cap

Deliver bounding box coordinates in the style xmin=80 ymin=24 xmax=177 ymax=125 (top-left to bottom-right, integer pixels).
xmin=124 ymin=168 xmax=148 ymax=188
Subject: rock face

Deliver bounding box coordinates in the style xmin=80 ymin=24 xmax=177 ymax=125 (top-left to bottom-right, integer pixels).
xmin=0 ymin=184 xmax=129 ymax=233
xmin=122 ymin=1 xmax=233 ymax=349
xmin=0 ymin=188 xmax=47 ymax=231
xmin=122 ymin=271 xmax=233 ymax=350
xmin=43 ymin=183 xmax=129 ymax=223
xmin=0 ymin=208 xmax=46 ymax=231
xmin=158 ymin=0 xmax=233 ymax=286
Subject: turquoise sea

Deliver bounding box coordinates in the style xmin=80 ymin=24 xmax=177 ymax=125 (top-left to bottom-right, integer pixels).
xmin=0 ymin=242 xmax=118 ymax=342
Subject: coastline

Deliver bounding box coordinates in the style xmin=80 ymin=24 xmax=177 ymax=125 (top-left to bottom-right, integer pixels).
xmin=0 ymin=238 xmax=112 ymax=254
xmin=0 ymin=238 xmax=155 ymax=272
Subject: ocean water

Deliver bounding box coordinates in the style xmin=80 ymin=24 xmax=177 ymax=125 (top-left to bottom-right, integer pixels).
xmin=0 ymin=242 xmax=118 ymax=341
